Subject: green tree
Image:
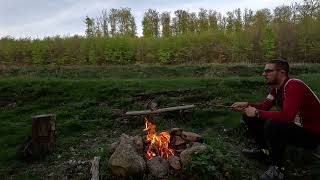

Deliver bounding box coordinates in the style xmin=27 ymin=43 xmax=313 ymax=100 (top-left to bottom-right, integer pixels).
xmin=143 ymin=9 xmax=160 ymax=38
xmin=160 ymin=12 xmax=171 ymax=37
xmin=84 ymin=16 xmax=95 ymax=37
xmin=208 ymin=10 xmax=218 ymax=32
xmin=198 ymin=9 xmax=209 ymax=32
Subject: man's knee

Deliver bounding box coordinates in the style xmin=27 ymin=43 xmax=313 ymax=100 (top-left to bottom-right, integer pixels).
xmin=264 ymin=119 xmax=286 ymax=140
xmin=242 ymin=114 xmax=259 ymax=126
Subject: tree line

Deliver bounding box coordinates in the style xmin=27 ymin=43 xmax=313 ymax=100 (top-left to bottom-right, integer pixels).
xmin=0 ymin=0 xmax=319 ymax=65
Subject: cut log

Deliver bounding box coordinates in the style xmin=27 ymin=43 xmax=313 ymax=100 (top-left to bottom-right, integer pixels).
xmin=90 ymin=156 xmax=101 ymax=180
xmin=31 ymin=114 xmax=56 ymax=156
xmin=125 ymin=105 xmax=195 ymax=116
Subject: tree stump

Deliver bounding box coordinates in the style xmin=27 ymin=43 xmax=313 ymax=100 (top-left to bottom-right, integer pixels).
xmin=31 ymin=114 xmax=56 ymax=156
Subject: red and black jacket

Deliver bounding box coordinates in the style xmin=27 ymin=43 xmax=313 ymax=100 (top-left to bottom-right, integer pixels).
xmin=250 ymin=78 xmax=320 ymax=136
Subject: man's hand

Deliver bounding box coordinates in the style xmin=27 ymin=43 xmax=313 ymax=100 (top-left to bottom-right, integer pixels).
xmin=231 ymin=102 xmax=248 ymax=111
xmin=244 ymin=106 xmax=257 ymax=118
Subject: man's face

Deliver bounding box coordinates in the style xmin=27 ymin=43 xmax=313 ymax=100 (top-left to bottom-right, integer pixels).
xmin=262 ymin=63 xmax=280 ymax=85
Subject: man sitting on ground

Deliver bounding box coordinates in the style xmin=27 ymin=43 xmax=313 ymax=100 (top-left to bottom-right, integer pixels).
xmin=231 ymin=59 xmax=320 ymax=180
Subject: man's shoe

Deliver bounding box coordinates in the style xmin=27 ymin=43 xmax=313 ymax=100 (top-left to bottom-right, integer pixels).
xmin=260 ymin=165 xmax=285 ymax=180
xmin=241 ymin=148 xmax=270 ymax=160
xmin=312 ymin=145 xmax=320 ymax=159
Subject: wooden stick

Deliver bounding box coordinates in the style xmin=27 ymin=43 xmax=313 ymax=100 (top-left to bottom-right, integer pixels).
xmin=211 ymin=104 xmax=244 ymax=112
xmin=212 ymin=105 xmax=232 ymax=108
xmin=90 ymin=156 xmax=101 ymax=180
xmin=125 ymin=105 xmax=195 ymax=116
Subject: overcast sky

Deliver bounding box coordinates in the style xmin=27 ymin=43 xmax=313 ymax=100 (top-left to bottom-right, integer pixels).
xmin=0 ymin=0 xmax=302 ymax=39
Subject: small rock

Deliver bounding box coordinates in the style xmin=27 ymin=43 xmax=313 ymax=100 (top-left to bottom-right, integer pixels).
xmin=174 ymin=136 xmax=186 ymax=146
xmin=224 ymin=171 xmax=231 ymax=178
xmin=57 ymin=155 xmax=61 ymax=159
xmin=191 ymin=142 xmax=202 ymax=147
xmin=170 ymin=128 xmax=183 ymax=136
xmin=175 ymin=149 xmax=184 ymax=153
xmin=69 ymin=147 xmax=75 ymax=152
xmin=168 ymin=156 xmax=181 ymax=170
xmin=7 ymin=102 xmax=17 ymax=108
xmin=68 ymin=160 xmax=76 ymax=165
xmin=175 ymin=143 xmax=187 ymax=152
xmin=48 ymin=172 xmax=54 ymax=177
xmin=181 ymin=131 xmax=202 ymax=142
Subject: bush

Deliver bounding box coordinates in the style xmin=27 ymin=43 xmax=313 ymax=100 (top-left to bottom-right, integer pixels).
xmin=183 ymin=137 xmax=238 ymax=179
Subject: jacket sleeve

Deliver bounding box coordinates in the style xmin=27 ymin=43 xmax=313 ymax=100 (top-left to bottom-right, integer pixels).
xmin=259 ymin=80 xmax=305 ymax=122
xmin=248 ymin=88 xmax=276 ymax=111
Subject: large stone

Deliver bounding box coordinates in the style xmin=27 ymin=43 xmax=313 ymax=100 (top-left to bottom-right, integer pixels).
xmin=110 ymin=141 xmax=119 ymax=155
xmin=108 ymin=134 xmax=146 ymax=177
xmin=131 ymin=135 xmax=144 ymax=156
xmin=180 ymin=143 xmax=207 ymax=166
xmin=168 ymin=156 xmax=181 ymax=170
xmin=147 ymin=156 xmax=169 ymax=178
xmin=181 ymin=131 xmax=202 ymax=142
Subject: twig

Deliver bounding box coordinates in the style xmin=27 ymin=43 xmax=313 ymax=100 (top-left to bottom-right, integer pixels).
xmin=90 ymin=156 xmax=101 ymax=180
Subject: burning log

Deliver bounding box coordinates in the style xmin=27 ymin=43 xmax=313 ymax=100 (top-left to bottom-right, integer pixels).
xmin=143 ymin=117 xmax=174 ymax=160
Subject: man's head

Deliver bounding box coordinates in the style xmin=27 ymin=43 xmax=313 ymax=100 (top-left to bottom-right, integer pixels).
xmin=262 ymin=59 xmax=289 ymax=85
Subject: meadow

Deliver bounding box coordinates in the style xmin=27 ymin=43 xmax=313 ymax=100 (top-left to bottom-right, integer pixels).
xmin=1 ymin=64 xmax=319 ymax=179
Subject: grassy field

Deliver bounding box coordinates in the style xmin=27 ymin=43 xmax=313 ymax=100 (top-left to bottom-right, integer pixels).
xmin=0 ymin=64 xmax=320 ymax=179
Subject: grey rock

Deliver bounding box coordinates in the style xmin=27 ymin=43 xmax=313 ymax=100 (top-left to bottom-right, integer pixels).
xmin=108 ymin=134 xmax=146 ymax=177
xmin=180 ymin=143 xmax=207 ymax=166
xmin=181 ymin=131 xmax=202 ymax=142
xmin=147 ymin=156 xmax=169 ymax=178
xmin=168 ymin=156 xmax=181 ymax=170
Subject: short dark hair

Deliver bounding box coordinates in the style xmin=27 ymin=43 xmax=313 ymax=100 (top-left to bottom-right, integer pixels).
xmin=267 ymin=58 xmax=289 ymax=73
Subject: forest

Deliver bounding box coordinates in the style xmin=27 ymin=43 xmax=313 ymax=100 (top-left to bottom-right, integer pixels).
xmin=0 ymin=0 xmax=319 ymax=65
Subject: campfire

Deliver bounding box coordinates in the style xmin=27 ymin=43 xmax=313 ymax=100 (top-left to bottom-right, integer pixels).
xmin=143 ymin=117 xmax=174 ymax=160
xmin=108 ymin=116 xmax=208 ymax=178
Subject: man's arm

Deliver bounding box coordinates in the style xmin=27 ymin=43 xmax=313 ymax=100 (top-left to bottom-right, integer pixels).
xmin=259 ymin=81 xmax=305 ymax=122
xmin=248 ymin=88 xmax=276 ymax=111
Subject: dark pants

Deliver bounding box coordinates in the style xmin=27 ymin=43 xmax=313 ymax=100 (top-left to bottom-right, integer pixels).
xmin=243 ymin=115 xmax=320 ymax=166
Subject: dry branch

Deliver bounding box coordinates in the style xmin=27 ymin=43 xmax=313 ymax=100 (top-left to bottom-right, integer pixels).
xmin=125 ymin=105 xmax=195 ymax=116
xmin=90 ymin=156 xmax=101 ymax=180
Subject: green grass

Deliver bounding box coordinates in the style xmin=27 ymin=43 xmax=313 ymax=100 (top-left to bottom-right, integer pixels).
xmin=0 ymin=64 xmax=319 ymax=178
xmin=0 ymin=64 xmax=320 ymax=79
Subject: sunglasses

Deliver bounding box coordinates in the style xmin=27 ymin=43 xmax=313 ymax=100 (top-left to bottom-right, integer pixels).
xmin=263 ymin=69 xmax=276 ymax=73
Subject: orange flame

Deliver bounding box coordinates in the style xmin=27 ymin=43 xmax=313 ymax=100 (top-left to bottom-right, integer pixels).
xmin=143 ymin=116 xmax=174 ymax=160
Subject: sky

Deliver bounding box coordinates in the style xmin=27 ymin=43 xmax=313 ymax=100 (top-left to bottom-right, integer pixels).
xmin=0 ymin=0 xmax=302 ymax=39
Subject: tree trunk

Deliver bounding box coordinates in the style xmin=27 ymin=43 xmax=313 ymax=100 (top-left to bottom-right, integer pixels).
xmin=32 ymin=114 xmax=56 ymax=156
